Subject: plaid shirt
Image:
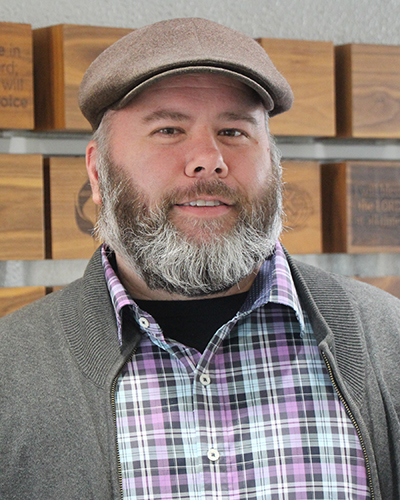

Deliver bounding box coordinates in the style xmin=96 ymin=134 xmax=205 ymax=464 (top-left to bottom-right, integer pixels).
xmin=103 ymin=243 xmax=370 ymax=499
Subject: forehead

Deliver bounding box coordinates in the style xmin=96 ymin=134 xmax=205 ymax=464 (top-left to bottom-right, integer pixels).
xmin=120 ymin=72 xmax=264 ymax=110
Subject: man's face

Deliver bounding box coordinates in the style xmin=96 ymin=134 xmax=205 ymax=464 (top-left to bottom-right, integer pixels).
xmin=87 ymin=73 xmax=283 ymax=297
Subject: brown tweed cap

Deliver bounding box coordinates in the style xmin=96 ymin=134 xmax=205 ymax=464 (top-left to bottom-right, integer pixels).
xmin=79 ymin=18 xmax=294 ymax=130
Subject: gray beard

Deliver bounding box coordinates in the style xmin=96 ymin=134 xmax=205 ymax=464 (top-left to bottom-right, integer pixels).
xmin=95 ymin=152 xmax=283 ymax=297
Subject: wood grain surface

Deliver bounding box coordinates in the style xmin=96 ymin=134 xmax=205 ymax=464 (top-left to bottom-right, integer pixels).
xmin=258 ymin=38 xmax=336 ymax=137
xmin=0 ymin=286 xmax=45 ymax=317
xmin=280 ymin=161 xmax=322 ymax=254
xmin=336 ymin=44 xmax=400 ymax=138
xmin=322 ymin=161 xmax=400 ymax=253
xmin=0 ymin=154 xmax=44 ymax=260
xmin=0 ymin=22 xmax=34 ymax=129
xmin=46 ymin=156 xmax=99 ymax=259
xmin=33 ymin=24 xmax=131 ymax=131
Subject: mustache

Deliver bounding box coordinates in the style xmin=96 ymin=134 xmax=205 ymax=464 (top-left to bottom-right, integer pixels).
xmin=158 ymin=179 xmax=245 ymax=210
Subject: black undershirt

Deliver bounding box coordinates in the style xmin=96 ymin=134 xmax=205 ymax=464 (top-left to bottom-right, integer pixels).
xmin=135 ymin=292 xmax=248 ymax=352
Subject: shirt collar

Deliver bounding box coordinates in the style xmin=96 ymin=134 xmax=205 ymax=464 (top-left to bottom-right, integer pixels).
xmin=102 ymin=246 xmax=137 ymax=344
xmin=102 ymin=241 xmax=306 ymax=343
xmin=244 ymin=242 xmax=306 ymax=334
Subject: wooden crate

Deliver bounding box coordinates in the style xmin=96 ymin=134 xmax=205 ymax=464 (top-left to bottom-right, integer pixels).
xmin=46 ymin=157 xmax=99 ymax=259
xmin=0 ymin=286 xmax=46 ymax=317
xmin=33 ymin=24 xmax=132 ymax=131
xmin=322 ymin=161 xmax=400 ymax=253
xmin=0 ymin=22 xmax=34 ymax=129
xmin=336 ymin=44 xmax=400 ymax=138
xmin=280 ymin=161 xmax=322 ymax=254
xmin=258 ymin=38 xmax=335 ymax=137
xmin=0 ymin=154 xmax=44 ymax=260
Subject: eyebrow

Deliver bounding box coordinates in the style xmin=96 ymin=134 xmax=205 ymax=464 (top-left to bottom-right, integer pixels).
xmin=141 ymin=109 xmax=259 ymax=126
xmin=218 ymin=111 xmax=258 ymax=126
xmin=142 ymin=110 xmax=191 ymax=123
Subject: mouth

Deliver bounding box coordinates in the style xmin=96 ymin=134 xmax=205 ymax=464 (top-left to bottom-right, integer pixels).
xmin=173 ymin=198 xmax=234 ymax=223
xmin=177 ymin=199 xmax=228 ymax=207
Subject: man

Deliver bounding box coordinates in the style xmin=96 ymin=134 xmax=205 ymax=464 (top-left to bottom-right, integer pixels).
xmin=0 ymin=17 xmax=399 ymax=500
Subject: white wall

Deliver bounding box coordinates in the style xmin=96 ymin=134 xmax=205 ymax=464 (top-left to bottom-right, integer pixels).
xmin=0 ymin=0 xmax=399 ymax=45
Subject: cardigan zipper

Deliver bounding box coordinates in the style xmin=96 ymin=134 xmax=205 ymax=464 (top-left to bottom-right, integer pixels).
xmin=111 ymin=346 xmax=139 ymax=500
xmin=321 ymin=350 xmax=375 ymax=500
xmin=111 ymin=374 xmax=124 ymax=500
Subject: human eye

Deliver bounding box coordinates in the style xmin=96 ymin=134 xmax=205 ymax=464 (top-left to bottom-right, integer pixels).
xmin=218 ymin=128 xmax=248 ymax=138
xmin=152 ymin=127 xmax=184 ymax=136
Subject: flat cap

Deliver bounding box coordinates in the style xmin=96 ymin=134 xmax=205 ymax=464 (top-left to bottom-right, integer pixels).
xmin=79 ymin=18 xmax=294 ymax=130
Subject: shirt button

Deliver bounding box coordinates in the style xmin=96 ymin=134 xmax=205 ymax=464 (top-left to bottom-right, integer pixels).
xmin=199 ymin=374 xmax=211 ymax=386
xmin=207 ymin=448 xmax=220 ymax=462
xmin=138 ymin=317 xmax=150 ymax=329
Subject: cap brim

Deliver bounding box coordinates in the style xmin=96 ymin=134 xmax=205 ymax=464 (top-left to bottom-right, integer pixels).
xmin=110 ymin=66 xmax=275 ymax=116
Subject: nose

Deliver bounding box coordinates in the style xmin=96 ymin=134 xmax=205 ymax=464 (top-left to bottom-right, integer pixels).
xmin=184 ymin=134 xmax=228 ymax=179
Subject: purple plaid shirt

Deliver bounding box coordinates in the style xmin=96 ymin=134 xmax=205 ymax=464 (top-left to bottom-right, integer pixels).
xmin=102 ymin=243 xmax=370 ymax=499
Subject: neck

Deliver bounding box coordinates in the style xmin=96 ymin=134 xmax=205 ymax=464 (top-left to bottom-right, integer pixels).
xmin=115 ymin=253 xmax=259 ymax=301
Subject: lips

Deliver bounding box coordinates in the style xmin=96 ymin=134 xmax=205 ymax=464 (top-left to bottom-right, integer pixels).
xmin=179 ymin=199 xmax=226 ymax=207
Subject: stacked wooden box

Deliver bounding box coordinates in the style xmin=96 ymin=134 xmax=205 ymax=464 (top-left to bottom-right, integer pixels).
xmin=0 ymin=22 xmax=34 ymax=129
xmin=2 ymin=21 xmax=400 ymax=314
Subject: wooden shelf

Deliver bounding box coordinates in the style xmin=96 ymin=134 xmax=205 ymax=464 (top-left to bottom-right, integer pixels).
xmin=1 ymin=253 xmax=400 ymax=288
xmin=1 ymin=131 xmax=400 ymax=161
xmin=0 ymin=131 xmax=400 ymax=288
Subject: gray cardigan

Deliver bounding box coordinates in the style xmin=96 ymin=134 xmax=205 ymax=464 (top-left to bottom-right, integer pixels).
xmin=1 ymin=248 xmax=399 ymax=499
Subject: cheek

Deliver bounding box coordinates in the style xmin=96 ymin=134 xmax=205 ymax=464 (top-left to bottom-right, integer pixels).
xmin=118 ymin=152 xmax=185 ymax=202
xmin=111 ymin=137 xmax=171 ymax=187
xmin=137 ymin=144 xmax=192 ymax=187
xmin=232 ymin=150 xmax=272 ymax=192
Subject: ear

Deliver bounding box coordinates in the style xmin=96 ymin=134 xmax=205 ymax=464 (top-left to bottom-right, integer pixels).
xmin=86 ymin=140 xmax=102 ymax=206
